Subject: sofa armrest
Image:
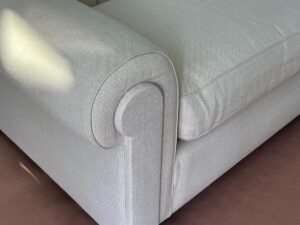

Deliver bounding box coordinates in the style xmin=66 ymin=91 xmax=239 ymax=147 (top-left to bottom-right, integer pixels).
xmin=0 ymin=0 xmax=177 ymax=147
xmin=0 ymin=0 xmax=178 ymax=223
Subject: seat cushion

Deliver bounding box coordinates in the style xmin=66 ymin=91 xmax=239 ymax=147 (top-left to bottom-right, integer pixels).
xmin=96 ymin=0 xmax=300 ymax=141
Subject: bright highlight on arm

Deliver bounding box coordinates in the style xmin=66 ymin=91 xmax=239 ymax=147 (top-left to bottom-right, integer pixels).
xmin=0 ymin=9 xmax=74 ymax=91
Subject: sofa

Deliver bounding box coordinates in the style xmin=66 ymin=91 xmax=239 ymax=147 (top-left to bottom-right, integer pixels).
xmin=0 ymin=0 xmax=299 ymax=224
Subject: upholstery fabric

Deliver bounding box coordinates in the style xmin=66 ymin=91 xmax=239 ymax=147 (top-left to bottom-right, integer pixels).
xmin=0 ymin=74 xmax=127 ymax=225
xmin=1 ymin=1 xmax=300 ymax=225
xmin=0 ymin=71 xmax=175 ymax=225
xmin=0 ymin=0 xmax=179 ymax=224
xmin=173 ymin=73 xmax=300 ymax=211
xmin=0 ymin=0 xmax=176 ymax=148
xmin=97 ymin=0 xmax=300 ymax=141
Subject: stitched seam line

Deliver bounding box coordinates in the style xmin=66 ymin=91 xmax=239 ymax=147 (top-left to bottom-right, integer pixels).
xmin=90 ymin=50 xmax=179 ymax=220
xmin=179 ymin=72 xmax=300 ymax=140
xmin=90 ymin=50 xmax=174 ymax=148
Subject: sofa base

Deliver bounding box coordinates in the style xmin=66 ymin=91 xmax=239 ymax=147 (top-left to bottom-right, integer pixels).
xmin=173 ymin=73 xmax=300 ymax=213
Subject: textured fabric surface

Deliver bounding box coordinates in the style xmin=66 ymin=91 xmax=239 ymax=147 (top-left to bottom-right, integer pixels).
xmin=97 ymin=0 xmax=300 ymax=141
xmin=0 ymin=75 xmax=176 ymax=224
xmin=1 ymin=117 xmax=300 ymax=225
xmin=0 ymin=132 xmax=98 ymax=225
xmin=114 ymin=83 xmax=164 ymax=225
xmin=173 ymin=73 xmax=300 ymax=211
xmin=0 ymin=0 xmax=177 ymax=148
xmin=0 ymin=72 xmax=126 ymax=225
xmin=0 ymin=0 xmax=178 ymax=224
xmin=163 ymin=116 xmax=300 ymax=225
xmin=0 ymin=73 xmax=163 ymax=225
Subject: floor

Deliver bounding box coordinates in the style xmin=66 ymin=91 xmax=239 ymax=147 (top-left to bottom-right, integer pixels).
xmin=0 ymin=116 xmax=299 ymax=225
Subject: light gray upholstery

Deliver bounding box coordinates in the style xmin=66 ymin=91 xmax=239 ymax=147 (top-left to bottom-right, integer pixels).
xmin=173 ymin=73 xmax=300 ymax=211
xmin=0 ymin=0 xmax=178 ymax=224
xmin=0 ymin=0 xmax=178 ymax=148
xmin=97 ymin=0 xmax=300 ymax=141
xmin=0 ymin=0 xmax=299 ymax=225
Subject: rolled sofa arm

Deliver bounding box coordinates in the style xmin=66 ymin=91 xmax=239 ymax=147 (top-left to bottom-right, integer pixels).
xmin=0 ymin=0 xmax=177 ymax=148
xmin=0 ymin=0 xmax=178 ymax=224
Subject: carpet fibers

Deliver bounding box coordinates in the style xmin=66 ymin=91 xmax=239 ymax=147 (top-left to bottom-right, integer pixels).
xmin=0 ymin=116 xmax=299 ymax=225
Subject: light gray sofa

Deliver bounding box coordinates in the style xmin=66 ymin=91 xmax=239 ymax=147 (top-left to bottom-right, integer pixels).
xmin=0 ymin=0 xmax=299 ymax=225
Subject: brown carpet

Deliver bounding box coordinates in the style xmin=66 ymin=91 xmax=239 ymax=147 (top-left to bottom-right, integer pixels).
xmin=0 ymin=116 xmax=299 ymax=225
